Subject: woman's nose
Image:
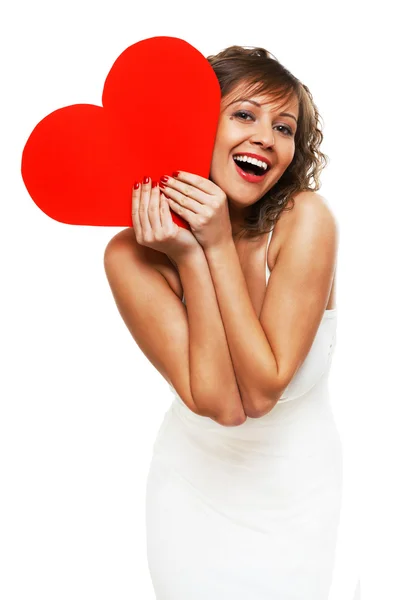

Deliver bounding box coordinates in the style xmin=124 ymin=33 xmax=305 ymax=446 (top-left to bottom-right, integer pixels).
xmin=250 ymin=122 xmax=275 ymax=148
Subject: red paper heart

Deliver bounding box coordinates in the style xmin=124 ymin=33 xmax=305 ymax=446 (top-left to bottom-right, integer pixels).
xmin=21 ymin=37 xmax=221 ymax=227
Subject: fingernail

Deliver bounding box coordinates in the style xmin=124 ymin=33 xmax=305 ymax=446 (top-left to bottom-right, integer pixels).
xmin=160 ymin=175 xmax=169 ymax=183
xmin=143 ymin=176 xmax=150 ymax=184
xmin=159 ymin=182 xmax=166 ymax=189
xmin=133 ymin=181 xmax=140 ymax=190
xmin=172 ymin=171 xmax=180 ymax=177
xmin=152 ymin=181 xmax=158 ymax=188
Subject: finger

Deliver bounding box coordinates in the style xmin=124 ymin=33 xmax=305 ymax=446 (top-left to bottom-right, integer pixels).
xmin=160 ymin=192 xmax=177 ymax=234
xmin=168 ymin=171 xmax=215 ymax=195
xmin=132 ymin=181 xmax=142 ymax=238
xmin=166 ymin=195 xmax=194 ymax=227
xmin=160 ymin=183 xmax=201 ymax=216
xmin=139 ymin=175 xmax=152 ymax=237
xmin=148 ymin=181 xmax=162 ymax=232
xmin=160 ymin=175 xmax=206 ymax=210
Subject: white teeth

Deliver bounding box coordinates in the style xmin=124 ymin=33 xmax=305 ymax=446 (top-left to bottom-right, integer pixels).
xmin=233 ymin=155 xmax=269 ymax=171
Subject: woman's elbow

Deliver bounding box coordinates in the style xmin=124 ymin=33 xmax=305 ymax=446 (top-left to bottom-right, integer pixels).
xmin=242 ymin=394 xmax=279 ymax=419
xmin=199 ymin=405 xmax=247 ymax=427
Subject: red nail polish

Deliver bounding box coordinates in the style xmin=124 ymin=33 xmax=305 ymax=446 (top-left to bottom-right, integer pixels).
xmin=160 ymin=175 xmax=169 ymax=183
xmin=159 ymin=182 xmax=166 ymax=189
xmin=152 ymin=181 xmax=158 ymax=188
xmin=143 ymin=175 xmax=150 ymax=184
xmin=172 ymin=171 xmax=180 ymax=177
xmin=133 ymin=181 xmax=140 ymax=190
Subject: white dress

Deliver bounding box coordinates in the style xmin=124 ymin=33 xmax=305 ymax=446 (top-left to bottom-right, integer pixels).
xmin=145 ymin=226 xmax=342 ymax=599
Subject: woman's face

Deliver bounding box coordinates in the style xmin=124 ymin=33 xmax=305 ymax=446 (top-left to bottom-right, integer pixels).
xmin=209 ymin=82 xmax=299 ymax=225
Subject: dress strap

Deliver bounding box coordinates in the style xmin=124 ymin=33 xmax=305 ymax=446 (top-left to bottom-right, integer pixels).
xmin=265 ymin=225 xmax=275 ymax=279
xmin=267 ymin=224 xmax=275 ymax=252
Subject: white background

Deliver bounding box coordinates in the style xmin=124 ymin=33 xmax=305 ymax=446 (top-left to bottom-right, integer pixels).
xmin=1 ymin=1 xmax=398 ymax=599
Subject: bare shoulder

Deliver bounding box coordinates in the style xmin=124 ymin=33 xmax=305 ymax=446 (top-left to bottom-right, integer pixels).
xmin=269 ymin=191 xmax=337 ymax=268
xmin=104 ymin=227 xmax=183 ymax=299
xmin=291 ymin=191 xmax=338 ymax=247
xmin=289 ymin=191 xmax=337 ymax=228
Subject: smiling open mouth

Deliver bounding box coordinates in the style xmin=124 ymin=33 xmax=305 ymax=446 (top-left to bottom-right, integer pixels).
xmin=233 ymin=155 xmax=269 ymax=176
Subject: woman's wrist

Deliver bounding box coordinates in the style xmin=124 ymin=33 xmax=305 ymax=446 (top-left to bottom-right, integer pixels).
xmin=168 ymin=246 xmax=204 ymax=270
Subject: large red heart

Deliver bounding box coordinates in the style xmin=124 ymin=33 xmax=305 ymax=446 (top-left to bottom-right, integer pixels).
xmin=21 ymin=37 xmax=221 ymax=227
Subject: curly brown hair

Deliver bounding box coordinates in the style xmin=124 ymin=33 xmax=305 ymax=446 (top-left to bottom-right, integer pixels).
xmin=206 ymin=45 xmax=328 ymax=239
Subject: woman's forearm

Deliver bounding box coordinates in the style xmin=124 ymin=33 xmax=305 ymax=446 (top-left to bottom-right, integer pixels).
xmin=203 ymin=239 xmax=279 ymax=417
xmin=174 ymin=249 xmax=246 ymax=426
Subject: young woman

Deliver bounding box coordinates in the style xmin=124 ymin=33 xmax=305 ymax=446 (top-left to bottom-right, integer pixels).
xmin=104 ymin=46 xmax=340 ymax=599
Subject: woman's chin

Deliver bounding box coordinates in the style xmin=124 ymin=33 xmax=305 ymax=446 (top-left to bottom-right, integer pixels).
xmin=228 ymin=194 xmax=263 ymax=208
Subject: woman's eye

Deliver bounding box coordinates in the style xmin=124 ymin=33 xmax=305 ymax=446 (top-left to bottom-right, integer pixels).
xmin=233 ymin=111 xmax=294 ymax=136
xmin=275 ymin=125 xmax=294 ymax=136
xmin=233 ymin=110 xmax=254 ymax=121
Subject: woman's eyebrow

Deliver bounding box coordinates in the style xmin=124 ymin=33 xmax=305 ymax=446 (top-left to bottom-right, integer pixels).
xmin=227 ymin=98 xmax=298 ymax=124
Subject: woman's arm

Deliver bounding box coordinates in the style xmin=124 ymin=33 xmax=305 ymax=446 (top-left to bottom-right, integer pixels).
xmin=203 ymin=194 xmax=337 ymax=418
xmin=103 ymin=229 xmax=246 ymax=427
xmin=173 ymin=247 xmax=247 ymax=426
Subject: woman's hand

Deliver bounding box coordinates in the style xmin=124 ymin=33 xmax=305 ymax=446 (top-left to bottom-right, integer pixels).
xmin=131 ymin=176 xmax=201 ymax=264
xmin=159 ymin=171 xmax=233 ymax=250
